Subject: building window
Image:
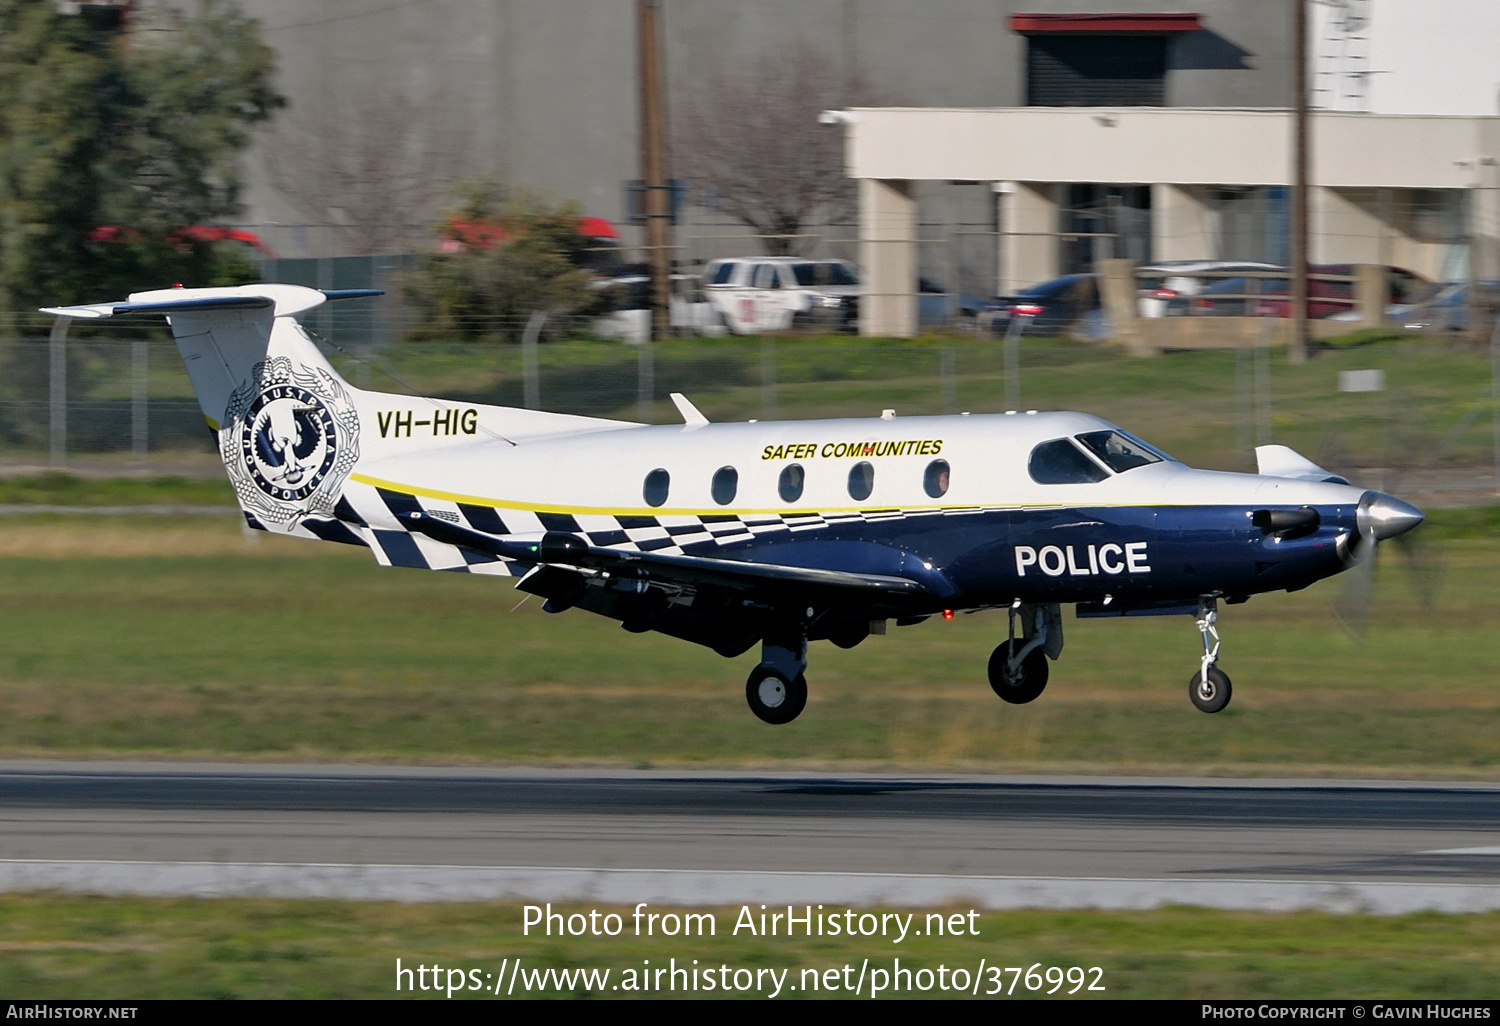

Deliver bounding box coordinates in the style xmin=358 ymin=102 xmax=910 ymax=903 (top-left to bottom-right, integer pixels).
xmin=1011 ymin=13 xmax=1200 ymax=108
xmin=1027 ymin=35 xmax=1168 ymax=106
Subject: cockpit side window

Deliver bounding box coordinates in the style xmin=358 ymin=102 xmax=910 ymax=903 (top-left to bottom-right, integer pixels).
xmin=1074 ymin=430 xmax=1164 ymax=474
xmin=1028 ymin=438 xmax=1109 ymax=484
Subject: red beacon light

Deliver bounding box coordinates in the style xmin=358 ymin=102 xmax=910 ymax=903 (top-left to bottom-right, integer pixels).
xmin=943 ymin=609 xmax=954 ymax=620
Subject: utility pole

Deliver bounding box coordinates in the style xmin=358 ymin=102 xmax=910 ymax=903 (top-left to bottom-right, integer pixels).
xmin=638 ymin=0 xmax=672 ymax=341
xmin=1290 ymin=0 xmax=1310 ymax=364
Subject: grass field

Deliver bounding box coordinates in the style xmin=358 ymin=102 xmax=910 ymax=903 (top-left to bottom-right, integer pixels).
xmin=0 ymin=512 xmax=1495 ymax=774
xmin=3 ymin=897 xmax=1499 ymax=999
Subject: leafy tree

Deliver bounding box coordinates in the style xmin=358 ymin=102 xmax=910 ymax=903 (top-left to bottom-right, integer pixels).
xmin=402 ymin=184 xmax=596 ymax=342
xmin=0 ymin=0 xmax=281 ymax=321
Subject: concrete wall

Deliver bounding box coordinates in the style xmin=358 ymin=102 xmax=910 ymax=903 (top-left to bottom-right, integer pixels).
xmin=847 ymin=108 xmax=1495 ymax=190
xmin=1312 ymin=187 xmax=1464 ymax=283
xmin=228 ymin=0 xmax=1293 ymax=257
xmin=1151 ymin=183 xmax=1218 ymax=263
xmin=858 ymin=179 xmax=916 ymax=337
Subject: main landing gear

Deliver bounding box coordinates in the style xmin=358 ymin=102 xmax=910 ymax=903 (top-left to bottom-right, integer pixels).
xmin=987 ymin=601 xmax=1059 ymax=704
xmin=745 ymin=619 xmax=809 ymax=724
xmin=1188 ymin=597 xmax=1232 ymax=714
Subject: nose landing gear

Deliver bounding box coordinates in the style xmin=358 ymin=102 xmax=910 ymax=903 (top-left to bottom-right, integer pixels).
xmin=1188 ymin=597 xmax=1232 ymax=713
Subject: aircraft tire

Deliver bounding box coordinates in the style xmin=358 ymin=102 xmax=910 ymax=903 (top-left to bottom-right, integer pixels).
xmin=987 ymin=641 xmax=1048 ymax=704
xmin=745 ymin=665 xmax=808 ymax=724
xmin=1188 ymin=667 xmax=1232 ymax=714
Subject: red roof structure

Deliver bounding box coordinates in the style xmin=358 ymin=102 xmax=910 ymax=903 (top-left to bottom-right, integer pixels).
xmin=1009 ymin=13 xmax=1201 ymax=34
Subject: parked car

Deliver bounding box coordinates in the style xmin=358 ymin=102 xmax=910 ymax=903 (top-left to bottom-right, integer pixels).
xmin=1371 ymin=279 xmax=1500 ymax=333
xmin=1135 ymin=260 xmax=1284 ymax=318
xmin=702 ymin=257 xmax=859 ymax=334
xmin=980 ymin=273 xmax=1102 ymax=336
xmin=1166 ymin=265 xmax=1429 ymax=320
xmin=918 ymin=278 xmax=993 ymax=328
xmin=1160 ymin=275 xmax=1267 ymax=317
xmin=591 ymin=272 xmax=726 ymax=343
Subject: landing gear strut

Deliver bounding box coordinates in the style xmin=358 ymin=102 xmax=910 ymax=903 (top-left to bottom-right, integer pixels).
xmin=987 ymin=601 xmax=1053 ymax=704
xmin=745 ymin=619 xmax=809 ymax=724
xmin=1188 ymin=597 xmax=1232 ymax=713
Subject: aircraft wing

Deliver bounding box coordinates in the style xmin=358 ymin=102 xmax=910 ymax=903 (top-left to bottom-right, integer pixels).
xmin=396 ymin=511 xmax=931 ymax=600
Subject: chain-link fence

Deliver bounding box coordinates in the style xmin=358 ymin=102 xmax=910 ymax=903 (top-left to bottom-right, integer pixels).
xmin=8 ymin=316 xmax=1500 ymax=510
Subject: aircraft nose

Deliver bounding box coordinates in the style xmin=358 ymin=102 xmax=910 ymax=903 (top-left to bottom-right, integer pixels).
xmin=1356 ymin=490 xmax=1425 ymax=541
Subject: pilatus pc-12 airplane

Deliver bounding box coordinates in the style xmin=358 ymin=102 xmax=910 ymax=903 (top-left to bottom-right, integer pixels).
xmin=45 ymin=285 xmax=1425 ymax=724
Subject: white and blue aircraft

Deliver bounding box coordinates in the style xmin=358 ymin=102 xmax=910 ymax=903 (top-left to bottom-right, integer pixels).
xmin=44 ymin=284 xmax=1424 ymax=724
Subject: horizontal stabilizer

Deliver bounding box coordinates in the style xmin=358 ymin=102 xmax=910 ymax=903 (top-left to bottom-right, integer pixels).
xmin=41 ymin=295 xmax=273 ymax=319
xmin=41 ymin=284 xmax=383 ymax=321
xmin=1254 ymin=444 xmax=1349 ymax=485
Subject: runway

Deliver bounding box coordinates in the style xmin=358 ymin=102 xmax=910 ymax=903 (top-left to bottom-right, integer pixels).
xmin=3 ymin=762 xmax=1500 ymax=911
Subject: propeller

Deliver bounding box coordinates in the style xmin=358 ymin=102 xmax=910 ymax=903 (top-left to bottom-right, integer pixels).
xmin=1330 ymin=490 xmax=1430 ymax=639
xmin=1308 ymin=384 xmax=1453 ymax=639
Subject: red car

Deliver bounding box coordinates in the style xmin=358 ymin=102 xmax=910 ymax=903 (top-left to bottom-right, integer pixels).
xmin=1244 ymin=265 xmax=1428 ymax=320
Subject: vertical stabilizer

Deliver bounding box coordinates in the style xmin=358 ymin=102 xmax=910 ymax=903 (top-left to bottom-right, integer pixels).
xmin=41 ymin=285 xmax=372 ymax=534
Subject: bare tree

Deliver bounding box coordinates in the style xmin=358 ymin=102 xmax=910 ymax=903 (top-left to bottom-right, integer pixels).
xmin=675 ymin=45 xmax=860 ymax=256
xmin=262 ymin=83 xmax=476 ymax=255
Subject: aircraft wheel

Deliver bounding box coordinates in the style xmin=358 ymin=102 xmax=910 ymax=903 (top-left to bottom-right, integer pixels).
xmin=987 ymin=641 xmax=1048 ymax=704
xmin=1188 ymin=666 xmax=1232 ymax=714
xmin=746 ymin=665 xmax=808 ymax=725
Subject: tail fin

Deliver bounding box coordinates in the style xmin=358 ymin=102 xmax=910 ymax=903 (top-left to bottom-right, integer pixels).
xmin=43 ymin=285 xmax=379 ymax=531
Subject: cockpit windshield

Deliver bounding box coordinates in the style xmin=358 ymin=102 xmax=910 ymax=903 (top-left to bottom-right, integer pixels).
xmin=1075 ymin=430 xmax=1166 ymax=473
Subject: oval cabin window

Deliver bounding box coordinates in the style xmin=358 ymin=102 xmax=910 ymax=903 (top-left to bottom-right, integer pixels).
xmin=711 ymin=466 xmax=738 ymax=505
xmin=847 ymin=461 xmax=874 ymax=501
xmin=924 ymin=459 xmax=950 ymax=498
xmin=643 ymin=468 xmax=670 ymax=507
xmin=778 ymin=464 xmax=805 ymax=503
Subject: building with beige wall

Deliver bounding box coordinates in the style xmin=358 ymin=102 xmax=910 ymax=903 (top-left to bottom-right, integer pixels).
xmin=836 ymin=106 xmax=1500 ymax=335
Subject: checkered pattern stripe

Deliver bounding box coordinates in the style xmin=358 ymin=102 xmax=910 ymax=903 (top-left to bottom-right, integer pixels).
xmin=273 ymin=479 xmax=998 ymax=576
